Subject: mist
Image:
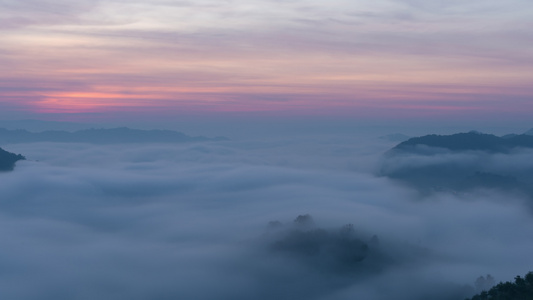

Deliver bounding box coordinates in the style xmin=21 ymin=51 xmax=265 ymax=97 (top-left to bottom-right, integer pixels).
xmin=1 ymin=131 xmax=532 ymax=299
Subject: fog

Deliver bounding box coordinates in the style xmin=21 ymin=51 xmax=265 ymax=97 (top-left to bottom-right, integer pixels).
xmin=1 ymin=132 xmax=533 ymax=299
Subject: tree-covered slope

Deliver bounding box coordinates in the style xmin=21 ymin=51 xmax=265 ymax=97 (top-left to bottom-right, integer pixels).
xmin=465 ymin=272 xmax=533 ymax=300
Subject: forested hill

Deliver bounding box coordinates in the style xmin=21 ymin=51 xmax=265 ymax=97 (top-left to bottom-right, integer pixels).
xmin=392 ymin=132 xmax=533 ymax=153
xmin=0 ymin=127 xmax=228 ymax=144
xmin=381 ymin=131 xmax=533 ymax=196
xmin=0 ymin=147 xmax=25 ymax=171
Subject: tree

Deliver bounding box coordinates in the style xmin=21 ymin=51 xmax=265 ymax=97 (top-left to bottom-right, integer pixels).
xmin=465 ymin=271 xmax=533 ymax=300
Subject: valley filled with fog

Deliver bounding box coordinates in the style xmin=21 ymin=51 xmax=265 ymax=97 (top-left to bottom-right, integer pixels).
xmin=1 ymin=131 xmax=533 ymax=300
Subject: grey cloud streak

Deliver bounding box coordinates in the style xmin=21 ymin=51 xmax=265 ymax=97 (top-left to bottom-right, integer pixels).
xmin=3 ymin=0 xmax=532 ymax=63
xmin=0 ymin=0 xmax=103 ymax=29
xmin=2 ymin=0 xmax=532 ymax=121
xmin=0 ymin=133 xmax=532 ymax=299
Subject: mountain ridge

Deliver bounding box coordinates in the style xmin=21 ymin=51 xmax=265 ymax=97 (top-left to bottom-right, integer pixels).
xmin=0 ymin=127 xmax=228 ymax=144
xmin=392 ymin=132 xmax=533 ymax=154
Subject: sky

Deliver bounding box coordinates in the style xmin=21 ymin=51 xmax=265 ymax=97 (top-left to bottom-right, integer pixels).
xmin=1 ymin=0 xmax=533 ymax=126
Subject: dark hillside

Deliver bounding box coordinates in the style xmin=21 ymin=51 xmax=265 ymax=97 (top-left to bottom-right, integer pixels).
xmin=0 ymin=147 xmax=25 ymax=171
xmin=381 ymin=131 xmax=533 ymax=198
xmin=465 ymin=272 xmax=533 ymax=300
xmin=393 ymin=132 xmax=533 ymax=154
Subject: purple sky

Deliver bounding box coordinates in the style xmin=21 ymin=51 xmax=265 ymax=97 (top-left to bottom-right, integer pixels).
xmin=1 ymin=0 xmax=533 ymax=125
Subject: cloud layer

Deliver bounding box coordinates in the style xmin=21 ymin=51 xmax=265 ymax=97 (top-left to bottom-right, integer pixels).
xmin=1 ymin=134 xmax=532 ymax=299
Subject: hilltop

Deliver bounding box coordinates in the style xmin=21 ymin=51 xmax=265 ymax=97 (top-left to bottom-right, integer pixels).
xmin=381 ymin=130 xmax=533 ymax=198
xmin=391 ymin=131 xmax=533 ymax=154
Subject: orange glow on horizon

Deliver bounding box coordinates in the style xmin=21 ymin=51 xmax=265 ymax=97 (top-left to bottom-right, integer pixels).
xmin=33 ymin=92 xmax=156 ymax=113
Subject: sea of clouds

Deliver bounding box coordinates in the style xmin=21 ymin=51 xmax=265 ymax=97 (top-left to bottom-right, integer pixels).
xmin=1 ymin=133 xmax=533 ymax=300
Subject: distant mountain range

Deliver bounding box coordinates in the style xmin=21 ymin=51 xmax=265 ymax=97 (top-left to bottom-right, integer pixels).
xmin=0 ymin=119 xmax=97 ymax=132
xmin=0 ymin=127 xmax=228 ymax=144
xmin=0 ymin=147 xmax=25 ymax=171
